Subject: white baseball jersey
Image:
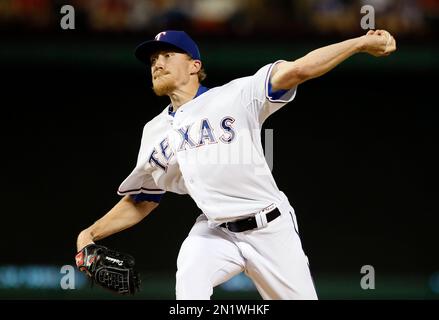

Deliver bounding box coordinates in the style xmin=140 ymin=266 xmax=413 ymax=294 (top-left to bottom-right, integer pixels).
xmin=118 ymin=60 xmax=296 ymax=223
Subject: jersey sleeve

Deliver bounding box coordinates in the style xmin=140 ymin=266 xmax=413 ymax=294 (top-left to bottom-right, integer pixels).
xmin=242 ymin=60 xmax=297 ymax=125
xmin=117 ymin=170 xmax=165 ymax=202
xmin=117 ymin=124 xmax=166 ymax=203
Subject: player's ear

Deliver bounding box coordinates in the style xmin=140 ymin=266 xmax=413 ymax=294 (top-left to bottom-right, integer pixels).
xmin=190 ymin=59 xmax=202 ymax=75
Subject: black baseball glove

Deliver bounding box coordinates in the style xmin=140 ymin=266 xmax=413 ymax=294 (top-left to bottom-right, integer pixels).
xmin=75 ymin=244 xmax=140 ymax=295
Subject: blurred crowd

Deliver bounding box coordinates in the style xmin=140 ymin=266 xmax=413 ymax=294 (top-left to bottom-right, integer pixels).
xmin=0 ymin=0 xmax=437 ymax=38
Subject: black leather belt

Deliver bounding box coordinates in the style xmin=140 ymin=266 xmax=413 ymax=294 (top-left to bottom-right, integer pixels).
xmin=220 ymin=208 xmax=281 ymax=232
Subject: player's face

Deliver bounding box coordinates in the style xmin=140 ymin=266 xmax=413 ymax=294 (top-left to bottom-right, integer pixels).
xmin=150 ymin=50 xmax=193 ymax=96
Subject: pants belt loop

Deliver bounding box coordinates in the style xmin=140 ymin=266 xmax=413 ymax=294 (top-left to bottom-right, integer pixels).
xmin=255 ymin=211 xmax=268 ymax=228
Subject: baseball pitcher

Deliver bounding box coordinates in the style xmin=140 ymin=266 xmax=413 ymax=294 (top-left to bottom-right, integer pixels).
xmin=76 ymin=29 xmax=396 ymax=299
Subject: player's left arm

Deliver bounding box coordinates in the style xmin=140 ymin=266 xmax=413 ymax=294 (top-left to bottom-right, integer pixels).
xmin=270 ymin=30 xmax=396 ymax=91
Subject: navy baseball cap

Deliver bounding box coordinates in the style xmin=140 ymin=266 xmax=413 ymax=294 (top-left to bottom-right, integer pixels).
xmin=135 ymin=30 xmax=201 ymax=65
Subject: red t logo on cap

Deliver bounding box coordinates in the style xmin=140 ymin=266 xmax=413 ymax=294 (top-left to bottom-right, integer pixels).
xmin=155 ymin=32 xmax=167 ymax=41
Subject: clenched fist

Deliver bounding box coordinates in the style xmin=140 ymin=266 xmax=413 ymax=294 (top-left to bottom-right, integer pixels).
xmin=360 ymin=29 xmax=397 ymax=57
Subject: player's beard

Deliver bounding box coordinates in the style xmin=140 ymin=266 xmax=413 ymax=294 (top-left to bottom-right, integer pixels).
xmin=152 ymin=73 xmax=177 ymax=96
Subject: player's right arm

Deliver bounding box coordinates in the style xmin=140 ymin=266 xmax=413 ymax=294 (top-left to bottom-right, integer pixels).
xmin=76 ymin=195 xmax=158 ymax=251
xmin=271 ymin=29 xmax=396 ymax=91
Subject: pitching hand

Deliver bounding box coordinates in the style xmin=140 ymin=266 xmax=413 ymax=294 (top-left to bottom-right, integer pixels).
xmin=360 ymin=29 xmax=396 ymax=57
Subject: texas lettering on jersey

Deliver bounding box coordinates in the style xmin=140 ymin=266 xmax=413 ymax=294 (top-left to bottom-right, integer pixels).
xmin=148 ymin=117 xmax=236 ymax=172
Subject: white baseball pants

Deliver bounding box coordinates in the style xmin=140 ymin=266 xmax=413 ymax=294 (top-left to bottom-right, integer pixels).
xmin=175 ymin=202 xmax=318 ymax=300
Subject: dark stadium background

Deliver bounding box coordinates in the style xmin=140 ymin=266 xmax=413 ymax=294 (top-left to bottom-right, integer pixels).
xmin=0 ymin=0 xmax=437 ymax=299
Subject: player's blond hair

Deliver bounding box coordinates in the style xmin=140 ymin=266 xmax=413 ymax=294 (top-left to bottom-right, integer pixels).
xmin=197 ymin=66 xmax=207 ymax=82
